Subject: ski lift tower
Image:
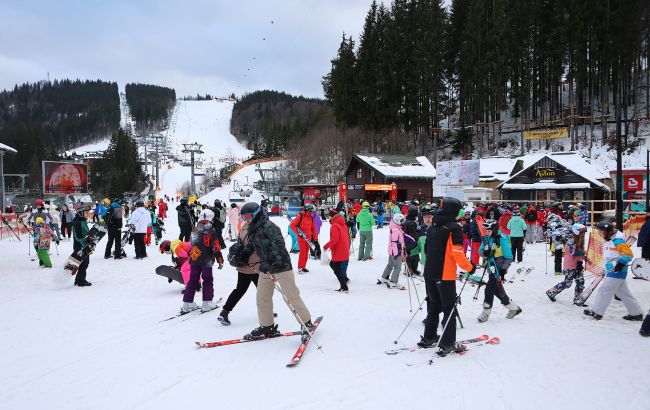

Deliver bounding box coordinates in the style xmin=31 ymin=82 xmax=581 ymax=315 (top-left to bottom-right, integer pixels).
xmin=0 ymin=142 xmax=18 ymax=212
xmin=182 ymin=142 xmax=204 ymax=195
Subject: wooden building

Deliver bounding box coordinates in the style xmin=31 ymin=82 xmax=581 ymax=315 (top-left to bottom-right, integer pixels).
xmin=344 ymin=154 xmax=436 ymax=202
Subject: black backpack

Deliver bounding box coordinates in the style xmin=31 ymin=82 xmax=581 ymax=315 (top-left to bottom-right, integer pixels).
xmin=227 ymin=237 xmax=251 ymax=268
xmin=525 ymin=212 xmax=537 ymax=223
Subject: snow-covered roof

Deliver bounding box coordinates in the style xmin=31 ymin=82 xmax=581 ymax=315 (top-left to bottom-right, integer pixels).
xmin=502 ymin=182 xmax=591 ymax=190
xmin=0 ymin=142 xmax=17 ymax=154
xmin=353 ymin=154 xmax=436 ymax=179
xmin=479 ymin=157 xmax=517 ymax=182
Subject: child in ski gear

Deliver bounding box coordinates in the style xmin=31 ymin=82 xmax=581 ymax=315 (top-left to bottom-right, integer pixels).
xmin=33 ymin=217 xmax=54 ymax=267
xmin=507 ymin=208 xmax=527 ymax=263
xmin=547 ymin=214 xmax=569 ymax=275
xmin=419 ymin=197 xmax=475 ymax=355
xmin=181 ymin=209 xmax=224 ymax=313
xmin=356 ymin=201 xmax=375 ymax=261
xmin=584 ymin=219 xmax=644 ymax=321
xmin=546 ymin=224 xmax=586 ymax=303
xmin=290 ymin=203 xmax=318 ymax=273
xmin=323 ymin=210 xmax=351 ymax=292
xmin=402 ymin=205 xmax=421 ymax=274
xmin=72 ymin=207 xmax=92 ymax=286
xmin=240 ymin=202 xmax=313 ymax=340
xmin=160 ymin=239 xmax=192 ymax=285
xmin=379 ymin=213 xmax=407 ymax=288
xmin=469 ymin=211 xmax=484 ymax=265
xmin=477 ymin=219 xmax=522 ymax=323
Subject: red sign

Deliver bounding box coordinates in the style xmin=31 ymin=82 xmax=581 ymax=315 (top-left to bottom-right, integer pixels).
xmin=42 ymin=161 xmax=89 ymax=194
xmin=624 ymin=175 xmax=643 ymax=191
xmin=303 ymin=188 xmax=321 ymax=204
xmin=390 ymin=183 xmax=397 ymax=202
xmin=339 ymin=183 xmax=347 ymax=201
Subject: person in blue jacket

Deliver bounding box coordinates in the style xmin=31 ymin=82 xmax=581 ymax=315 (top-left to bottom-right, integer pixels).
xmin=477 ymin=219 xmax=522 ymax=323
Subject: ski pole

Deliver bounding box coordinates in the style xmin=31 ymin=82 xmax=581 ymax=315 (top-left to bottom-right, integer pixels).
xmin=428 ymin=274 xmax=470 ymax=365
xmin=392 ymin=296 xmax=428 ymax=344
xmin=473 ymin=262 xmax=489 ymax=301
xmin=404 ymin=261 xmax=423 ymax=309
xmin=405 ymin=262 xmax=414 ymax=312
xmin=265 ymin=272 xmax=323 ymax=351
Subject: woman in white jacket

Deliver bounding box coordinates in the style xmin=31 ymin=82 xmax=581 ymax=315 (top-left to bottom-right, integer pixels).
xmin=130 ymin=201 xmax=151 ymax=259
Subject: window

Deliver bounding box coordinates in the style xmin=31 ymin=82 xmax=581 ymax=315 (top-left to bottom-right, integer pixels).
xmin=356 ymin=169 xmax=363 ymax=179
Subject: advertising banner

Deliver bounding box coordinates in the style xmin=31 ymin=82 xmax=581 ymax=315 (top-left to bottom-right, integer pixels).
xmin=42 ymin=161 xmax=88 ymax=194
xmin=523 ymin=128 xmax=569 ymax=140
xmin=624 ymin=175 xmax=643 ymax=191
xmin=364 ymin=183 xmax=393 ymax=191
xmin=436 ymin=160 xmax=480 ymax=186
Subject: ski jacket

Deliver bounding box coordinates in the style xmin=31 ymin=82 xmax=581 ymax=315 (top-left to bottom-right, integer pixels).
xmin=469 ymin=219 xmax=482 ymax=243
xmin=563 ymin=240 xmax=585 ymax=270
xmin=377 ymin=203 xmax=385 ymax=215
xmin=402 ymin=217 xmax=420 ymax=251
xmin=33 ymin=223 xmax=53 ymax=250
xmin=499 ymin=211 xmax=512 ymax=235
xmin=356 ymin=208 xmax=375 ymax=232
xmin=170 ymin=240 xmax=191 ymax=284
xmin=176 ymin=204 xmax=194 ymax=227
xmin=97 ymin=204 xmax=107 ymax=217
xmin=147 ymin=209 xmax=156 ymax=227
xmin=536 ymin=210 xmax=546 ymax=226
xmin=189 ymin=221 xmax=223 ymax=267
xmin=60 ymin=209 xmax=74 ymax=224
xmin=130 ymin=207 xmax=152 ymax=234
xmin=72 ymin=212 xmax=89 ymax=248
xmin=603 ymin=230 xmax=633 ymax=279
xmin=236 ymin=222 xmax=261 ymax=274
xmin=507 ymin=215 xmax=527 ymax=238
xmin=290 ymin=211 xmax=318 ymax=241
xmin=387 ymin=220 xmax=405 ymax=257
xmin=409 ymin=231 xmax=428 ymax=267
xmin=246 ymin=213 xmax=293 ymax=274
xmin=157 ymin=201 xmax=167 ymax=218
xmin=323 ymin=214 xmax=350 ymax=262
xmin=479 ymin=233 xmax=513 ymax=260
xmin=424 ymin=214 xmax=473 ymax=281
xmin=227 ymin=206 xmax=239 ymax=227
xmin=212 ymin=205 xmax=227 ymax=228
xmin=29 ymin=208 xmax=52 ymax=225
xmin=311 ymin=211 xmax=323 ymax=234
xmin=50 ymin=209 xmax=61 ymax=225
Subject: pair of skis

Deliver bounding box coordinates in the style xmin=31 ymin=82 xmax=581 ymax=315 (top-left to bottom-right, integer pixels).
xmin=196 ymin=316 xmax=323 ymax=367
xmin=161 ymin=297 xmax=224 ymax=322
xmin=385 ymin=334 xmax=500 ymax=356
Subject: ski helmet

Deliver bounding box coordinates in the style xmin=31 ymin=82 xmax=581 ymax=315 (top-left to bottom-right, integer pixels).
xmin=35 ymin=199 xmax=45 ymax=207
xmin=35 ymin=217 xmax=44 ymax=224
xmin=482 ymin=219 xmax=499 ymax=231
xmin=421 ymin=205 xmax=434 ymax=216
xmin=240 ymin=202 xmax=261 ymax=221
xmin=199 ymin=209 xmax=215 ymax=222
xmin=159 ymin=240 xmax=171 ymax=254
xmin=362 ymin=201 xmax=370 ymax=208
xmin=595 ymin=219 xmax=614 ymax=231
xmin=304 ymin=203 xmax=315 ymax=212
xmin=392 ymin=213 xmax=406 ymax=225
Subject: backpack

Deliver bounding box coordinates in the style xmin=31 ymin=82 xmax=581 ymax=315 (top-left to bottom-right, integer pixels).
xmin=525 ymin=212 xmax=536 ymax=223
xmin=227 ymin=239 xmax=249 ymax=267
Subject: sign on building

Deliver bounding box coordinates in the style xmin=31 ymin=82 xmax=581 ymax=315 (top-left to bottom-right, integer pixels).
xmin=436 ymin=160 xmax=480 ymax=186
xmin=42 ymin=161 xmax=89 ymax=194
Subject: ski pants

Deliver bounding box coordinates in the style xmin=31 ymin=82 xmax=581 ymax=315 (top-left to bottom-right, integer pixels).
xmin=37 ymin=249 xmax=52 ymax=268
xmin=382 ymin=255 xmax=402 ymax=284
xmin=145 ymin=226 xmax=152 ymax=246
xmin=525 ymin=225 xmax=536 ymax=243
xmin=484 ymin=262 xmax=511 ymax=308
xmin=423 ymin=279 xmax=457 ymax=348
xmin=179 ymin=224 xmax=192 ymax=242
xmin=377 ymin=214 xmax=384 ymax=228
xmin=554 ymin=249 xmax=563 ymax=273
xmin=591 ymin=276 xmax=643 ymax=316
xmin=256 ymin=270 xmax=311 ymax=327
xmin=223 ymin=271 xmax=258 ymax=312
xmin=358 ymin=231 xmax=373 ymax=260
xmin=288 ymin=228 xmax=299 ymax=251
xmin=183 ymin=265 xmax=214 ymax=303
xmin=511 ymin=237 xmax=524 ymax=263
xmin=470 ymin=242 xmax=481 ymax=265
xmin=104 ymin=226 xmax=122 ymax=258
xmin=297 ymin=238 xmax=309 ymax=269
xmin=463 ymin=238 xmax=470 ymax=255
xmin=61 ymin=222 xmax=73 ymax=238
xmin=134 ymin=233 xmax=146 ymax=258
xmin=407 ymin=254 xmax=420 ymax=274
xmin=547 ymin=268 xmax=585 ymax=301
xmin=330 ymin=260 xmax=349 ymax=290
xmin=73 ymin=241 xmax=89 ymax=284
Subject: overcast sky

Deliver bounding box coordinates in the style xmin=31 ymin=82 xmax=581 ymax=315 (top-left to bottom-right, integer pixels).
xmin=0 ymin=0 xmax=385 ymax=99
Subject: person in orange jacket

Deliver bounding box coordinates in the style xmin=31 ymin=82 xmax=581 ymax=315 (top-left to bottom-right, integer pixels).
xmin=290 ymin=203 xmax=318 ymax=274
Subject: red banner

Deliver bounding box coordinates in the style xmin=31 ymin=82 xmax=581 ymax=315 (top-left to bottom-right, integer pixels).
xmin=390 ymin=183 xmax=397 ymax=202
xmin=42 ymin=161 xmax=88 ymax=194
xmin=339 ymin=183 xmax=347 ymax=201
xmin=303 ymin=188 xmax=321 ymax=205
xmin=624 ymin=175 xmax=643 ymax=191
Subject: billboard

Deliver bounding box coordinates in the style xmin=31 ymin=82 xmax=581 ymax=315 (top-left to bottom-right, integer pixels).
xmin=42 ymin=161 xmax=89 ymax=194
xmin=436 ymin=160 xmax=480 ymax=186
xmin=523 ymin=127 xmax=568 ymax=140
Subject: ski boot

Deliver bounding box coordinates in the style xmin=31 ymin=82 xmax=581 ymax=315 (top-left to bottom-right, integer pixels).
xmin=218 ymin=309 xmax=231 ymax=326
xmin=640 ymin=314 xmax=650 ymax=337
xmin=623 ymin=314 xmax=643 ymax=321
xmin=505 ymin=303 xmax=522 ymax=319
xmin=377 ymin=277 xmax=389 ymax=285
xmin=583 ymin=309 xmax=602 ymax=320
xmin=546 ymin=290 xmax=556 ymax=302
xmin=477 ymin=304 xmax=492 ymax=323
xmin=201 ymin=300 xmax=217 ymax=312
xmin=298 ymin=268 xmax=309 ymax=274
xmin=416 ymin=334 xmax=440 ymax=348
xmin=437 ymin=341 xmax=467 ymax=357
xmin=387 ymin=281 xmax=405 ymax=290
xmin=181 ymin=302 xmax=200 ymax=314
xmin=244 ymin=324 xmax=280 ymax=340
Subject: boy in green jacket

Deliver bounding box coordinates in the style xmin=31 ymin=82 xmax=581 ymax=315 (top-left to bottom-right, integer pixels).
xmin=356 ymin=201 xmax=376 ymax=260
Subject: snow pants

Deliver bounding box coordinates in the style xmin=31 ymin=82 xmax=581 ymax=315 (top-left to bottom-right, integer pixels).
xmin=104 ymin=226 xmax=122 ymax=258
xmin=183 ymin=265 xmax=214 ymax=303
xmin=554 ymin=249 xmax=563 ymax=274
xmin=547 ymin=268 xmax=584 ymax=302
xmin=382 ymin=255 xmax=402 ymax=284
xmin=423 ymin=279 xmax=457 ymax=348
xmin=511 ymin=237 xmax=524 ymax=263
xmin=484 ymin=261 xmax=511 ymax=308
xmin=133 ymin=233 xmax=147 ymax=258
xmin=256 ymin=270 xmax=311 ymax=327
xmin=591 ymin=276 xmax=643 ymax=317
xmin=73 ymin=241 xmax=89 ymax=284
xmin=223 ymin=271 xmax=258 ymax=312
xmin=358 ymin=231 xmax=373 ymax=260
xmin=179 ymin=224 xmax=192 ymax=242
xmin=330 ymin=260 xmax=349 ymax=290
xmin=377 ymin=214 xmax=384 ymax=228
xmin=61 ymin=222 xmax=73 ymax=238
xmin=37 ymin=249 xmax=52 ymax=268
xmin=297 ymin=238 xmax=309 ymax=269
xmin=145 ymin=226 xmax=152 ymax=246
xmin=470 ymin=242 xmax=481 ymax=265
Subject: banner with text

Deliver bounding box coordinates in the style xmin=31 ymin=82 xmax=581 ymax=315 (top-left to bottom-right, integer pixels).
xmin=523 ymin=128 xmax=569 ymax=140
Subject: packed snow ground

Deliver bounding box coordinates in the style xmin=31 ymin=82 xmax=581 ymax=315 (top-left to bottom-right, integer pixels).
xmin=1 ymin=210 xmax=649 ymax=409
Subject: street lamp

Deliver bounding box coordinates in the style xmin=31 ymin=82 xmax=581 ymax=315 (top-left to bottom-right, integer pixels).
xmin=181 ymin=142 xmax=204 ymax=195
xmin=0 ymin=142 xmax=18 ymax=213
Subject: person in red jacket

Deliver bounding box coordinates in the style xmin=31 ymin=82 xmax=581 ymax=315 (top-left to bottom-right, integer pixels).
xmin=323 ymin=210 xmax=351 ymax=292
xmin=499 ymin=209 xmax=512 ymax=235
xmin=157 ymin=199 xmax=167 ymax=220
xmin=290 ymin=203 xmax=318 ymax=274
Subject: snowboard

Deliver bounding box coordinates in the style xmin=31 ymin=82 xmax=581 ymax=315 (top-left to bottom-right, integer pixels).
xmin=53 ymin=222 xmax=108 ymax=285
xmin=630 ymin=258 xmax=650 ymax=281
xmin=156 ymin=265 xmax=184 ymax=285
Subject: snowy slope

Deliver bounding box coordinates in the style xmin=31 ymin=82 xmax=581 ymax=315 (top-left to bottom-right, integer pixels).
xmin=1 ymin=210 xmax=649 ymax=409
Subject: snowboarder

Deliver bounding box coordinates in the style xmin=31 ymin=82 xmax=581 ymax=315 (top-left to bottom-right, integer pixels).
xmin=181 ymin=209 xmax=224 ymax=313
xmin=379 ymin=213 xmax=407 ymax=289
xmin=356 ymin=201 xmax=375 ymax=261
xmin=72 ymin=206 xmax=92 ymax=287
xmin=323 ymin=210 xmax=351 ymax=292
xmin=176 ymin=198 xmax=194 ymax=242
xmin=546 ymin=224 xmax=586 ymax=303
xmin=290 ymin=203 xmax=318 ymax=274
xmin=130 ymin=201 xmax=151 ymax=259
xmin=584 ymin=219 xmax=644 ymax=321
xmin=33 ymin=217 xmax=54 ymax=268
xmin=477 ymin=219 xmax=522 ymax=323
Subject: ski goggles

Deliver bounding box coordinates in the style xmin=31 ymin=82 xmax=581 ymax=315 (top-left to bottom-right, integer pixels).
xmin=240 ymin=208 xmax=259 ymax=221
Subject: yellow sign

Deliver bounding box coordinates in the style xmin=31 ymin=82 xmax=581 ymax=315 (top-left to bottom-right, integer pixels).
xmin=524 ymin=128 xmax=569 ymax=140
xmin=535 ymin=168 xmax=556 ymax=178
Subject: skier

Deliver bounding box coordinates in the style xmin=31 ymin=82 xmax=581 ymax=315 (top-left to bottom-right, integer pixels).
xmin=227 ymin=203 xmax=240 ymax=241
xmin=376 ymin=201 xmax=386 ymax=228
xmin=181 ymin=209 xmax=224 ymax=313
xmin=28 ymin=199 xmax=52 ymax=225
xmin=546 ymin=224 xmax=586 ymax=303
xmin=356 ymin=201 xmax=375 ymax=261
xmin=130 ymin=201 xmax=151 ymax=259
xmin=379 ymin=213 xmax=407 ymax=289
xmin=211 ymin=199 xmax=227 ymax=249
xmin=176 ymin=198 xmax=194 ymax=242
xmin=218 ymin=218 xmax=260 ymax=325
xmin=477 ymin=219 xmax=522 ymax=323
xmin=33 ymin=217 xmax=54 ymax=268
xmin=402 ymin=205 xmax=421 ymax=274
xmin=290 ymin=203 xmax=318 ymax=274
xmin=584 ymin=219 xmax=644 ymax=321
xmin=417 ymin=197 xmax=475 ymax=354
xmin=507 ymin=207 xmax=527 ymax=263
xmin=157 ymin=198 xmax=167 ymax=220
xmin=323 ymin=210 xmax=351 ymax=292
xmin=103 ymin=200 xmax=123 ymax=260
xmin=72 ymin=206 xmax=92 ymax=287
xmin=239 ymin=202 xmax=314 ymax=340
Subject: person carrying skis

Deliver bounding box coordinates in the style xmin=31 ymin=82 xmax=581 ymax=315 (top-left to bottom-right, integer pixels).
xmin=33 ymin=217 xmax=54 ymax=268
xmin=239 ymin=202 xmax=314 ymax=340
xmin=181 ymin=209 xmax=224 ymax=313
xmin=130 ymin=201 xmax=151 ymax=259
xmin=507 ymin=207 xmax=527 ymax=263
xmin=477 ymin=219 xmax=522 ymax=323
xmin=379 ymin=213 xmax=407 ymax=289
xmin=417 ymin=197 xmax=475 ymax=355
xmin=104 ymin=200 xmax=123 ymax=259
xmin=323 ymin=210 xmax=351 ymax=292
xmin=546 ymin=224 xmax=586 ymax=303
xmin=176 ymin=198 xmax=194 ymax=242
xmin=356 ymin=201 xmax=375 ymax=261
xmin=72 ymin=206 xmax=92 ymax=287
xmin=584 ymin=219 xmax=644 ymax=321
xmin=290 ymin=203 xmax=318 ymax=274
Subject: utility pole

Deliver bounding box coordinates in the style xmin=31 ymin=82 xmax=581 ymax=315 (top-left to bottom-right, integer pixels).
xmin=182 ymin=142 xmax=204 ymax=195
